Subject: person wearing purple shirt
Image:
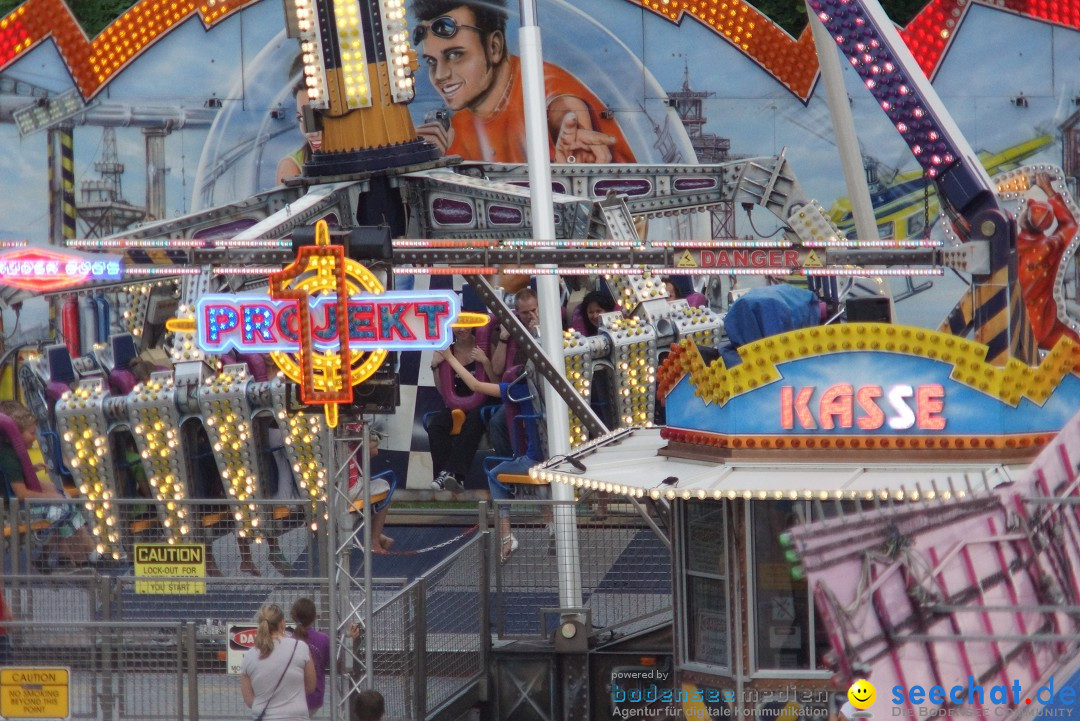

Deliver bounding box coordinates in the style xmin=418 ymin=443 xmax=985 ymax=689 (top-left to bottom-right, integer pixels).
xmin=290 ymin=598 xmax=330 ymax=714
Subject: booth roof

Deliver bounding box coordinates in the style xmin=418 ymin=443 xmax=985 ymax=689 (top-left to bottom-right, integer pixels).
xmin=533 ymin=428 xmax=1021 ymax=502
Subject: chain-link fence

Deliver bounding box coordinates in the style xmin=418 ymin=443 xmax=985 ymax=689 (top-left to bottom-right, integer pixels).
xmin=492 ymin=497 xmax=672 ymax=640
xmin=363 ymin=531 xmax=490 ymax=720
xmin=2 ymin=494 xmax=671 ymax=719
xmin=0 ymin=497 xmax=323 ymax=577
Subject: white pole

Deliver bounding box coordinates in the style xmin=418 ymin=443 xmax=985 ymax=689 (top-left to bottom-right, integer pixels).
xmin=517 ymin=0 xmax=583 ymax=609
xmin=808 ymin=6 xmax=880 ymax=243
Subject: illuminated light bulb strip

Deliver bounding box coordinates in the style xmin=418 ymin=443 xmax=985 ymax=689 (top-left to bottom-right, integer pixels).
xmin=332 ymin=0 xmax=372 ymax=109
xmin=0 ymin=0 xmax=1068 ymax=105
xmin=126 ymin=266 xmax=202 ymax=276
xmin=211 ymin=266 xmax=286 ymax=275
xmin=541 ymin=466 xmax=985 ymax=502
xmin=393 ymin=238 xmax=941 ymax=250
xmin=788 ymin=199 xmax=844 ymax=245
xmin=0 ymin=240 xmax=29 ymax=248
xmin=804 ymin=239 xmax=943 ymax=248
xmin=993 ymin=165 xmax=1080 ymax=341
xmin=0 ymin=0 xmax=256 ymax=101
xmin=608 ymin=270 xmax=670 ymax=310
xmin=659 ymin=325 xmax=1080 ymax=411
xmin=55 ymin=380 xmax=122 ymax=560
xmin=803 ymin=267 xmax=943 ymax=277
xmin=67 ymin=238 xmax=292 ymax=249
xmin=118 ymin=283 xmax=153 ymax=338
xmin=604 ymin=315 xmax=658 ymax=429
xmin=169 ymin=303 xmax=206 ymax=364
xmin=670 ymin=302 xmax=722 ymax=356
xmin=271 ymin=378 xmax=330 ymax=529
xmin=562 ymin=329 xmax=595 ymax=447
xmin=290 ymin=0 xmax=330 ymax=107
xmin=807 ymin=0 xmax=974 ymax=179
xmin=200 ymin=365 xmax=262 ymax=543
xmin=393 ymin=240 xmax=501 ymax=249
xmin=660 ymin=425 xmax=1058 ymax=453
xmin=379 ymin=0 xmax=415 ymax=102
xmin=129 ymin=372 xmax=190 ymax=543
xmin=397 ymin=266 xmax=944 ymax=277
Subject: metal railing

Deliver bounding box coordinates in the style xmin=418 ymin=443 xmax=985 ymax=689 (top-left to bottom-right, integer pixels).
xmin=1 ymin=493 xmax=673 ymax=719
xmin=492 ymin=496 xmax=672 ymax=641
xmin=361 ymin=530 xmax=491 ymax=720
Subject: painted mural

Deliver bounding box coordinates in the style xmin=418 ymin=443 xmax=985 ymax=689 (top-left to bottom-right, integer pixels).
xmin=0 ymin=0 xmax=1075 ymax=244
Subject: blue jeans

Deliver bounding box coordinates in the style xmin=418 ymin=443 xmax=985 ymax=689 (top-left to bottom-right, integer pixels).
xmin=487 ymin=456 xmax=541 ymax=517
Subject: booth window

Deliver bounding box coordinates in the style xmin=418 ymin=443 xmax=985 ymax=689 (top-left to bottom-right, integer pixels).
xmin=749 ymin=501 xmax=831 ymax=672
xmin=680 ymin=501 xmax=729 ymax=669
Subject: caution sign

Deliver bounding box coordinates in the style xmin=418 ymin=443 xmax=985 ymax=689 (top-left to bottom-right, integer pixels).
xmin=676 ymin=250 xmax=697 ymax=268
xmin=134 ymin=543 xmax=206 ymax=594
xmin=0 ymin=667 xmax=69 ymax=719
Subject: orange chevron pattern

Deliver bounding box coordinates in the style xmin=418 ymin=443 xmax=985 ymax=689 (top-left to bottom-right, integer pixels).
xmin=0 ymin=0 xmax=257 ymax=100
xmin=0 ymin=0 xmax=1076 ymax=102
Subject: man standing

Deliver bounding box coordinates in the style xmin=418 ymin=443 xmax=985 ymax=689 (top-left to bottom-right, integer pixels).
xmin=411 ymin=0 xmax=635 ymax=164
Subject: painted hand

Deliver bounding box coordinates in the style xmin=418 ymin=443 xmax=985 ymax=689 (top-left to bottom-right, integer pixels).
xmin=554 ymin=112 xmax=614 ymax=164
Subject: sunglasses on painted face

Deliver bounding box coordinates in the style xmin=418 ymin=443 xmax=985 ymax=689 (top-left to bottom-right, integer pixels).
xmin=412 ymin=16 xmax=483 ymax=45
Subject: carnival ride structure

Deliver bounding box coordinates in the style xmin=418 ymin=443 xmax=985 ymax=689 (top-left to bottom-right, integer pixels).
xmin=1 ymin=0 xmax=1080 ymax=717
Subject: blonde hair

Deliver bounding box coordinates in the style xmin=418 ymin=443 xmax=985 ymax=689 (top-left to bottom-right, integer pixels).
xmin=0 ymin=401 xmax=35 ymax=433
xmin=254 ymin=604 xmax=285 ymax=658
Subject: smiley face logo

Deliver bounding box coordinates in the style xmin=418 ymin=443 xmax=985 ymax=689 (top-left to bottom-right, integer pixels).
xmin=847 ymin=679 xmax=876 ymax=710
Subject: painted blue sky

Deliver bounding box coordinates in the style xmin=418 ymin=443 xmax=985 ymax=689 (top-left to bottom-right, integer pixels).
xmin=0 ymin=0 xmax=1074 ymax=245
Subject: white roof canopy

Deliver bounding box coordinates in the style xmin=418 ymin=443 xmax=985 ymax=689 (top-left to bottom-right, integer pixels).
xmin=531 ymin=428 xmax=1022 ymax=502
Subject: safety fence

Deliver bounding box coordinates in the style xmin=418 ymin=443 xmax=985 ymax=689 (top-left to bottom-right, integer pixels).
xmin=0 ymin=496 xmax=323 ymax=577
xmin=492 ymin=496 xmax=672 ymax=640
xmin=1 ymin=496 xmax=672 ymax=719
xmin=366 ymin=531 xmax=490 ymax=720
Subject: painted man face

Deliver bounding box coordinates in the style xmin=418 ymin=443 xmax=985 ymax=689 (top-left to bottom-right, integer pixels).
xmin=419 ymin=7 xmax=501 ymax=112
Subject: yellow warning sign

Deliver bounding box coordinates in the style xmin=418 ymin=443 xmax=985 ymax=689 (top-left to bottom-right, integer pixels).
xmin=676 ymin=249 xmax=697 ymax=268
xmin=0 ymin=667 xmax=69 ymax=719
xmin=134 ymin=543 xmax=206 ymax=594
xmin=803 ymin=249 xmax=823 ymax=267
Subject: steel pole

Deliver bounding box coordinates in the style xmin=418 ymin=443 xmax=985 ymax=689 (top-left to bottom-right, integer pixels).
xmin=517 ymin=0 xmax=583 ymax=609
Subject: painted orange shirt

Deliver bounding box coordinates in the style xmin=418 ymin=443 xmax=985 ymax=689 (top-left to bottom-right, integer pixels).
xmin=1017 ymin=191 xmax=1079 ymax=348
xmin=448 ymin=55 xmax=635 ymax=164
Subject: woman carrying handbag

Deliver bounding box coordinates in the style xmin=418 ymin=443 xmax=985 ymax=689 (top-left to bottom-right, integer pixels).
xmin=241 ymin=604 xmax=316 ymax=721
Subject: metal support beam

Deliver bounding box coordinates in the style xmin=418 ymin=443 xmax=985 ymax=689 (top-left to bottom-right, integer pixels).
xmin=463 ymin=274 xmax=608 ymax=438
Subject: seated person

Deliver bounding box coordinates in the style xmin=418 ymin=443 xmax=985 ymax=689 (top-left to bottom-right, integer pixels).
xmin=344 ymin=421 xmax=394 ymax=553
xmin=570 ymin=290 xmax=615 ymax=337
xmin=435 ymin=349 xmax=546 ymax=561
xmin=119 ymin=434 xmax=154 ymax=518
xmin=428 ymin=325 xmax=496 ymax=492
xmin=490 ymin=287 xmax=541 ymax=458
xmin=0 ymin=401 xmax=97 ymax=568
xmin=662 ymin=276 xmax=707 ymax=308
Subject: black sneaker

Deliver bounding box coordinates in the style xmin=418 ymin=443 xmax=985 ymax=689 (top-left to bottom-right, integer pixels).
xmin=430 ymin=471 xmax=464 ymax=492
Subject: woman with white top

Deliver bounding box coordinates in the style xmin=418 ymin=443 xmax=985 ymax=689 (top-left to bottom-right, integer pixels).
xmin=241 ymin=604 xmax=316 ymax=721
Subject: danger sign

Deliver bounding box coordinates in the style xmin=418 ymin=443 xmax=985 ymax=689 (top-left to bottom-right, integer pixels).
xmin=698 ymin=249 xmax=804 ymax=268
xmin=226 ymin=623 xmax=295 ymax=674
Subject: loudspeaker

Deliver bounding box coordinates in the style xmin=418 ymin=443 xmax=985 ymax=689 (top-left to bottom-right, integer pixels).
xmin=845 ymin=296 xmax=892 ymax=323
